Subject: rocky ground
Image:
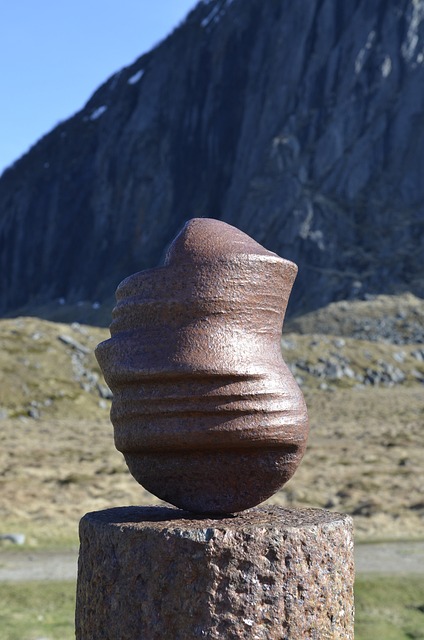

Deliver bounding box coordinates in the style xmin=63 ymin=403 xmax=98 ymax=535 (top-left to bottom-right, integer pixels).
xmin=0 ymin=293 xmax=423 ymax=548
xmin=286 ymin=292 xmax=424 ymax=345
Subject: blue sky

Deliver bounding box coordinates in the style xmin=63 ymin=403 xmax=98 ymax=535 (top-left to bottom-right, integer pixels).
xmin=0 ymin=0 xmax=199 ymax=174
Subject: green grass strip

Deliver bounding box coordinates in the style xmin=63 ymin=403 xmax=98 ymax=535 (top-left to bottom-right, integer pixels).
xmin=0 ymin=576 xmax=423 ymax=639
xmin=0 ymin=581 xmax=75 ymax=640
xmin=355 ymin=575 xmax=424 ymax=640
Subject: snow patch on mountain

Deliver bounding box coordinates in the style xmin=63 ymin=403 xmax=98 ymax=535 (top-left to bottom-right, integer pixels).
xmin=128 ymin=69 xmax=144 ymax=85
xmin=89 ymin=106 xmax=107 ymax=121
xmin=201 ymin=0 xmax=235 ymax=29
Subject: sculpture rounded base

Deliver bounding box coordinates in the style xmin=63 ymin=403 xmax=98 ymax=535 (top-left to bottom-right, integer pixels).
xmin=124 ymin=447 xmax=302 ymax=513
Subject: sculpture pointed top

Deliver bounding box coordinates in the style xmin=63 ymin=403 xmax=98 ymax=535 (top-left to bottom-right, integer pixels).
xmin=164 ymin=217 xmax=280 ymax=265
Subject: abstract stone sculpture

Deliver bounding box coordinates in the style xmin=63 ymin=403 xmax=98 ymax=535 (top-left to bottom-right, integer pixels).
xmin=95 ymin=218 xmax=309 ymax=513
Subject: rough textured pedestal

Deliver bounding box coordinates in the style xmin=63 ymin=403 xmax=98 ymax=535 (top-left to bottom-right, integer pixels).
xmin=76 ymin=505 xmax=354 ymax=639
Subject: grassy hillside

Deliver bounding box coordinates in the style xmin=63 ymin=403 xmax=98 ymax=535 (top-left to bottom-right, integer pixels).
xmin=0 ymin=295 xmax=423 ymax=548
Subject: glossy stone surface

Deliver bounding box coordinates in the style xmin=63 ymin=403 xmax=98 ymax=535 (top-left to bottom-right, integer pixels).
xmin=95 ymin=218 xmax=309 ymax=513
xmin=76 ymin=506 xmax=354 ymax=639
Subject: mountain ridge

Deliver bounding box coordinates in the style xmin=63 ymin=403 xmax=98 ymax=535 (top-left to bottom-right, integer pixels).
xmin=1 ymin=0 xmax=424 ymax=319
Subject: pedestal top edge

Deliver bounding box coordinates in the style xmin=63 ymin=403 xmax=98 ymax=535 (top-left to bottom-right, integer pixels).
xmin=80 ymin=505 xmax=353 ymax=531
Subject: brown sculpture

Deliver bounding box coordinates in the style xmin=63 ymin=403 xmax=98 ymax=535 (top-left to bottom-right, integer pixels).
xmin=95 ymin=218 xmax=309 ymax=514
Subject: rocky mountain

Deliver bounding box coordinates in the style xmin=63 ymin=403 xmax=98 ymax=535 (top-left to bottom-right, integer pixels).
xmin=1 ymin=0 xmax=424 ymax=322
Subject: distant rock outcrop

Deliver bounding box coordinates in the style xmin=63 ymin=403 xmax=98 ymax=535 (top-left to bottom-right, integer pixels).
xmin=1 ymin=0 xmax=424 ymax=319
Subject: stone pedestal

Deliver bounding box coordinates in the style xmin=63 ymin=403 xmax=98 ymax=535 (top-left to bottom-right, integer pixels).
xmin=75 ymin=505 xmax=354 ymax=639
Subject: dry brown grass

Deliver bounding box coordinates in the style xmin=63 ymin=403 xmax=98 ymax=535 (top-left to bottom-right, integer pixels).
xmin=0 ymin=314 xmax=423 ymax=548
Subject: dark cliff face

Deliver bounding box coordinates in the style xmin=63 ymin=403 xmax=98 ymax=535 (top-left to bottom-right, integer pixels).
xmin=1 ymin=0 xmax=424 ymax=319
